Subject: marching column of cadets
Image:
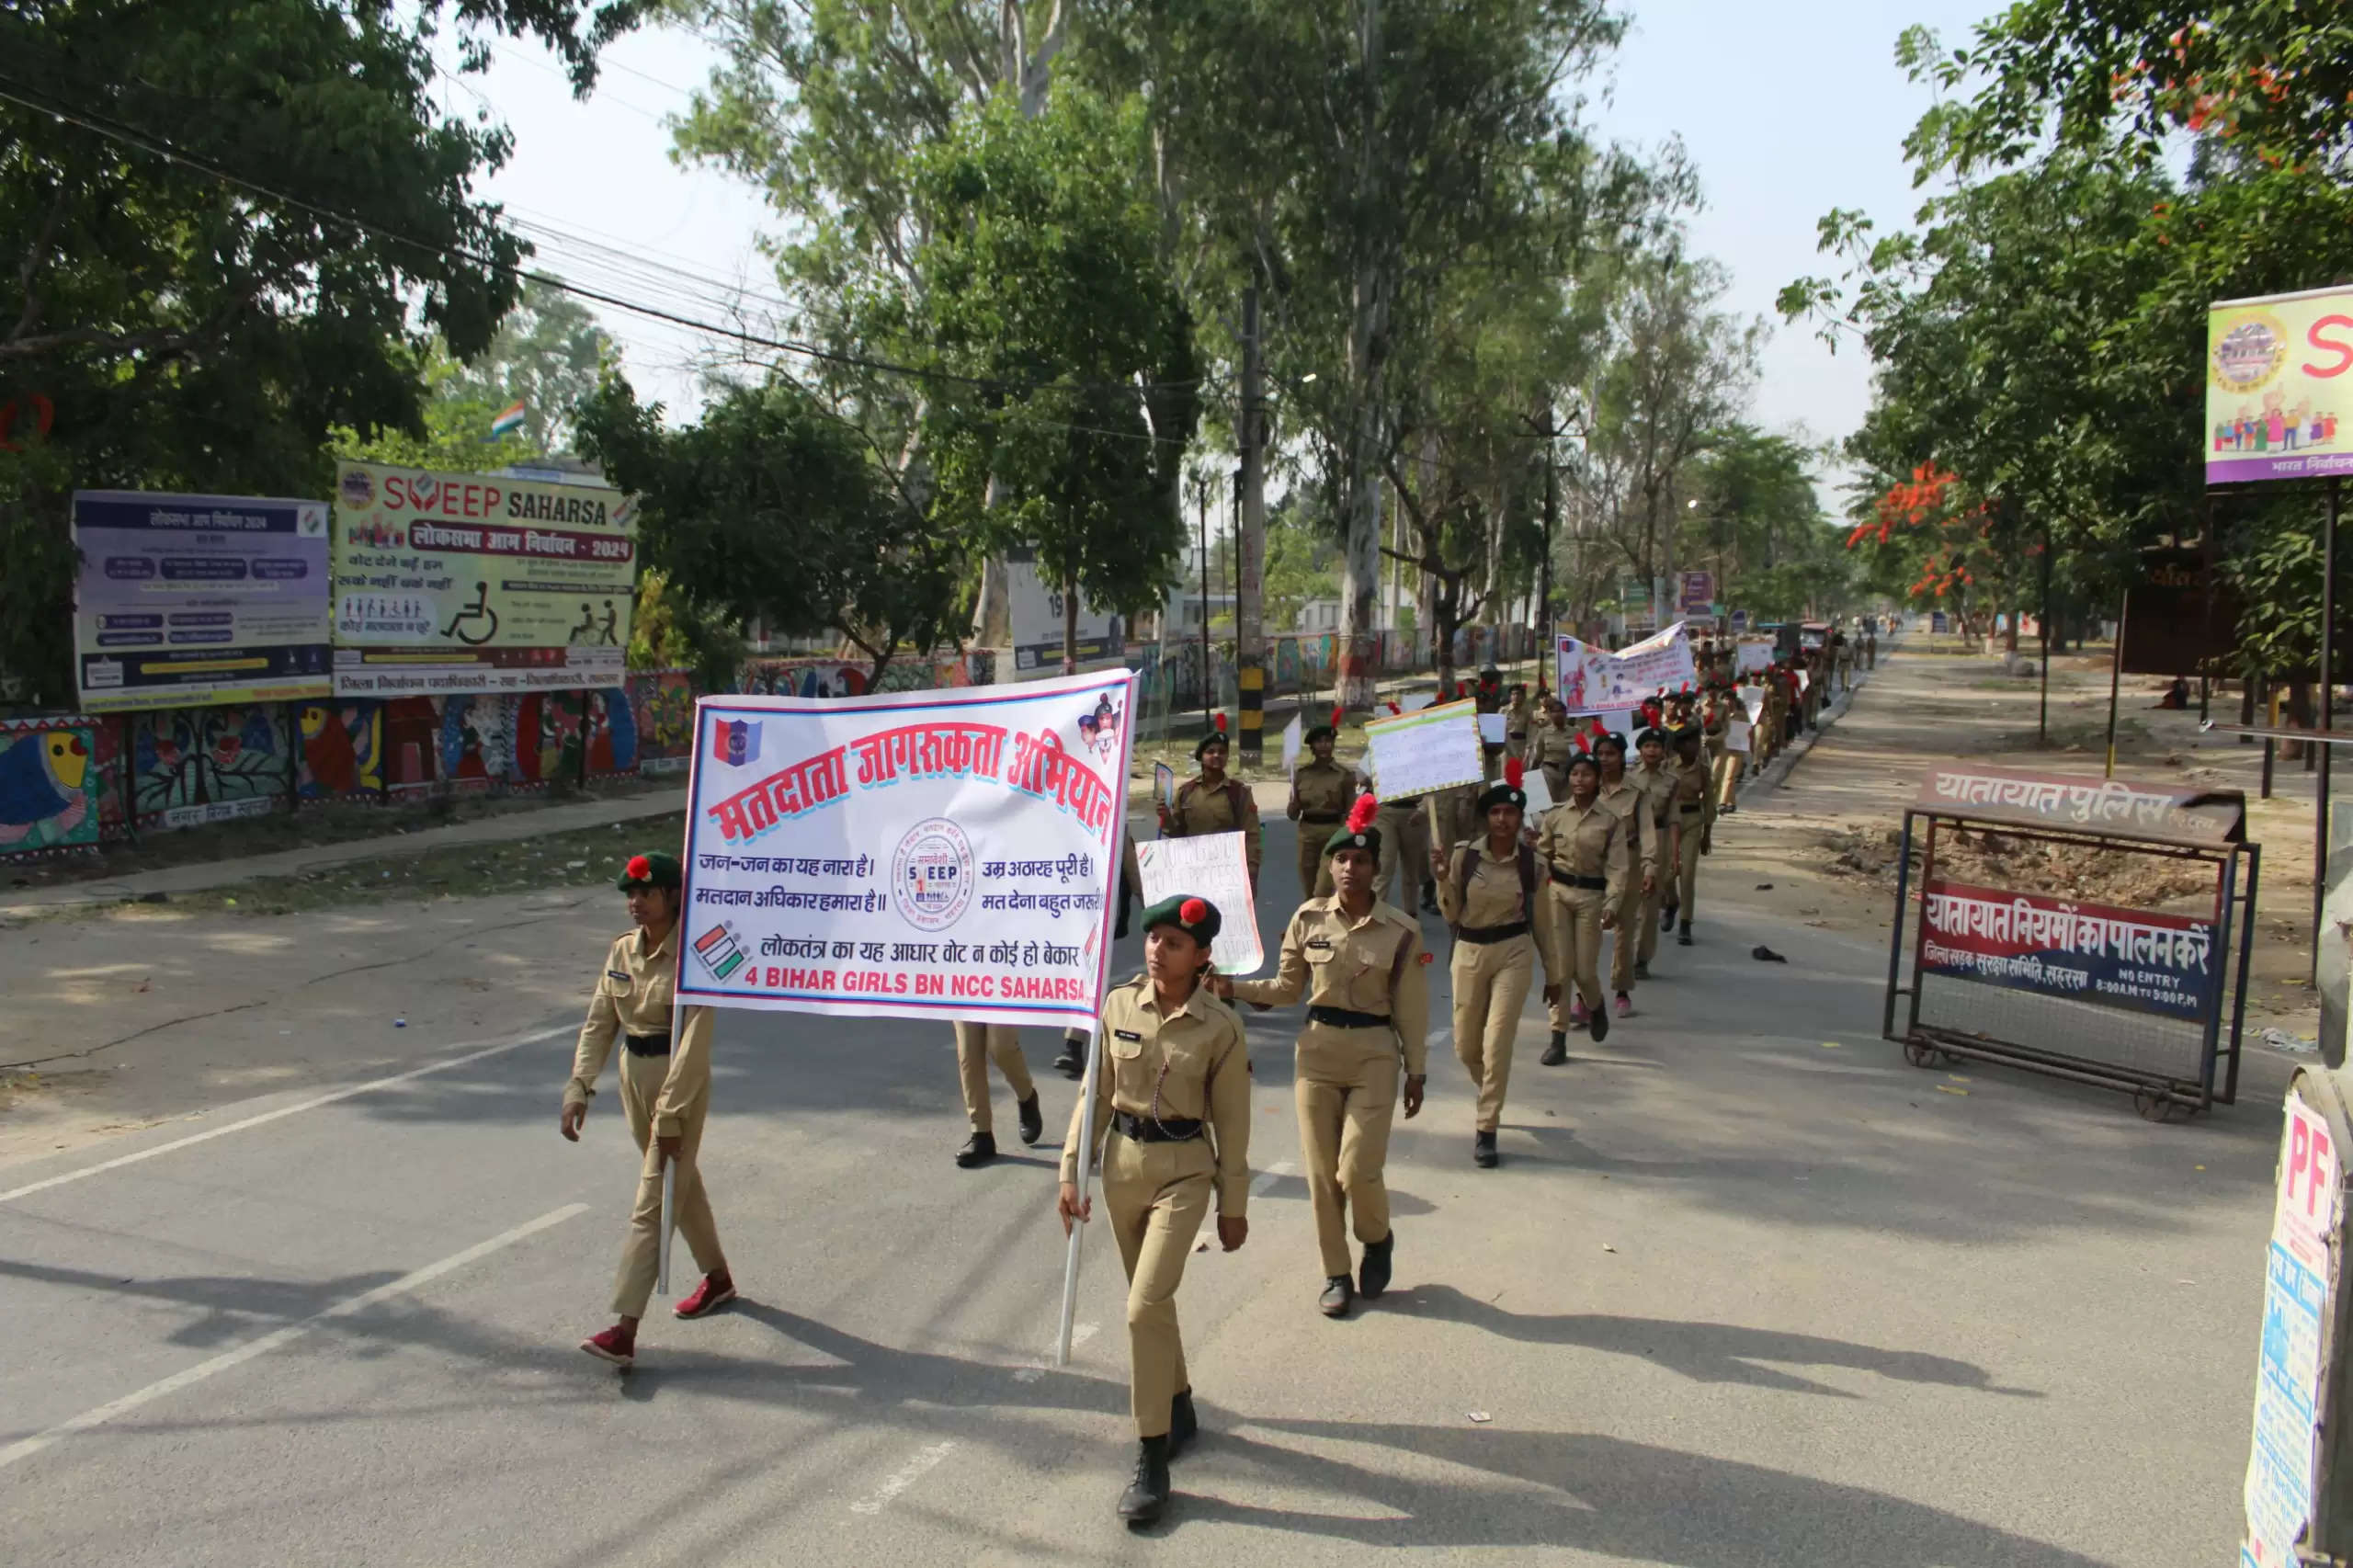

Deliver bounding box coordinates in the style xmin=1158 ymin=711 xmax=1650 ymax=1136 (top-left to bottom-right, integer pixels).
xmin=561 ymin=658 xmax=1778 ymax=1525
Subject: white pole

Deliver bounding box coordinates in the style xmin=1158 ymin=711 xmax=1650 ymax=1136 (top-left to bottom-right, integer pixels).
xmin=1054 ymin=1025 xmax=1104 ymax=1368
xmin=658 ymin=994 xmax=682 ymax=1297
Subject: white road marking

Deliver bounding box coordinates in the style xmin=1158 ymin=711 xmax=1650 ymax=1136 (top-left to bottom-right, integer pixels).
xmin=0 ymin=1022 xmax=572 ymax=1206
xmin=1013 ymin=1321 xmax=1097 ymax=1382
xmin=848 ymin=1440 xmax=957 ymax=1515
xmin=0 ymin=1202 xmax=588 ymax=1473
xmin=1249 ymin=1159 xmax=1296 ymax=1198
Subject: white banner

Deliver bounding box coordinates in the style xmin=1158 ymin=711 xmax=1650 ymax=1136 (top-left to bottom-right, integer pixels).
xmin=1555 ymin=623 xmax=1697 ymax=713
xmin=1737 ymin=637 xmax=1774 ymax=674
xmin=1363 ymin=699 xmax=1483 ymax=798
xmin=1477 ymin=712 xmax=1507 ymax=744
xmin=1724 ymin=720 xmax=1752 ymax=755
xmin=678 ymin=669 xmax=1136 ymax=1030
xmin=1134 ymin=832 xmax=1265 ymax=975
xmin=1280 ymin=714 xmax=1302 ymax=776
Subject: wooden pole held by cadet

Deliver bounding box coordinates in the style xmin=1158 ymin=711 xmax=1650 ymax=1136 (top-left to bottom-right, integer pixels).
xmin=658 ymin=989 xmax=682 ymax=1296
xmin=1055 ymin=1026 xmax=1105 ymax=1368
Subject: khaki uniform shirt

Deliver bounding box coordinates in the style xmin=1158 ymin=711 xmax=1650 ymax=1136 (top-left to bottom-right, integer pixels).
xmin=1288 ymin=758 xmax=1355 ymax=831
xmin=1233 ymin=898 xmax=1431 ymax=1075
xmin=1529 ymin=722 xmax=1578 ymax=799
xmin=1171 ymin=772 xmax=1263 ymax=881
xmin=1595 ymin=776 xmax=1660 ymax=879
xmin=566 ymin=925 xmax=714 ymax=1138
xmin=1505 ymin=691 xmax=1532 ymax=760
xmin=1629 ymin=758 xmax=1675 ymax=838
xmin=1061 ymin=973 xmax=1254 ymax=1216
xmin=1535 ymin=798 xmax=1631 ymax=904
xmin=1666 ymin=754 xmax=1717 ymax=834
xmin=1436 ymin=840 xmax=1560 ymax=984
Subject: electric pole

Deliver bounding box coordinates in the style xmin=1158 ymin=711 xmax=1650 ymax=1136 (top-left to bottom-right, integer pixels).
xmin=1236 ymin=284 xmax=1267 ymax=763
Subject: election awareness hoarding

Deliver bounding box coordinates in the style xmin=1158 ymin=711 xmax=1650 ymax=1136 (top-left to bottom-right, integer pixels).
xmin=677 ymin=668 xmax=1137 ymax=1030
xmin=330 ymin=462 xmax=638 ymax=697
xmin=2209 ymin=285 xmax=2353 ymax=485
xmin=1554 ymin=622 xmax=1698 ymax=714
xmin=1918 ymin=878 xmax=2219 ymax=1022
xmin=72 ymin=491 xmax=333 ymax=711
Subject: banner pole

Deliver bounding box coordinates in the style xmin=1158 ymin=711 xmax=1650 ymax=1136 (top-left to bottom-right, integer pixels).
xmin=1055 ymin=1025 xmax=1102 ymax=1368
xmin=658 ymin=992 xmax=681 ymax=1297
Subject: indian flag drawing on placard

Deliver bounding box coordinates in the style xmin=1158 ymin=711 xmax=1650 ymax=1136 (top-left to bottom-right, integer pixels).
xmin=489 ymin=399 xmax=527 ymax=439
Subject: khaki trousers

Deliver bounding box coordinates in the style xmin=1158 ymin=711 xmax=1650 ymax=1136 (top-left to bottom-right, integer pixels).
xmin=1295 ymin=828 xmax=1337 ymax=903
xmin=1672 ymin=816 xmax=1704 ymax=925
xmin=613 ymin=1049 xmax=725 ymax=1317
xmin=1712 ymin=749 xmax=1741 ymax=809
xmin=1102 ymin=1131 xmax=1213 ymax=1437
xmin=1545 ymin=886 xmax=1607 ymax=1017
xmin=952 ymin=1022 xmax=1034 ymax=1134
xmin=1294 ymin=1027 xmax=1399 ymax=1278
xmin=1638 ymin=859 xmax=1665 ymax=965
xmin=1450 ymin=932 xmax=1535 ymax=1131
xmin=1375 ymin=805 xmax=1428 ymax=909
xmin=1608 ymin=880 xmax=1646 ymax=994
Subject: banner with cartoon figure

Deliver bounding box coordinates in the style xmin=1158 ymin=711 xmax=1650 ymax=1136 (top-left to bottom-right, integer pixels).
xmin=1555 ymin=623 xmax=1697 ymax=713
xmin=2209 ymin=286 xmax=2353 ymax=484
xmin=329 ymin=461 xmax=638 ymax=697
xmin=677 ymin=668 xmax=1137 ymax=1030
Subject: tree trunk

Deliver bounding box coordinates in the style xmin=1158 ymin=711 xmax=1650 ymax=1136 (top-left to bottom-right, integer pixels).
xmin=1062 ymin=571 xmax=1079 ymax=676
xmin=1334 ymin=0 xmax=1386 ymax=711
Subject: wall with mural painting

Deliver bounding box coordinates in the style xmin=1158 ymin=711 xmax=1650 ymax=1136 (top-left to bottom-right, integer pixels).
xmin=630 ymin=671 xmax=693 ymax=775
xmin=296 ymin=701 xmax=382 ymax=799
xmin=130 ymin=705 xmax=291 ymax=828
xmin=739 ymin=652 xmax=988 ymax=698
xmin=0 ymin=716 xmax=117 ymax=856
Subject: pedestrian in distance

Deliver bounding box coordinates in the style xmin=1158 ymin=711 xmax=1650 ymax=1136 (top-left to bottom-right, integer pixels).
xmin=1591 ymin=730 xmax=1657 ymax=1022
xmin=562 ymin=852 xmax=734 ymax=1369
xmin=1430 ymin=758 xmax=1558 ymax=1167
xmin=1216 ymin=794 xmax=1428 ymax=1320
xmin=1665 ymin=724 xmax=1716 ymax=948
xmin=1534 ymin=755 xmax=1627 ymax=1063
xmin=1059 ymin=894 xmax=1252 ymax=1528
xmin=1287 ymin=710 xmax=1354 ymax=901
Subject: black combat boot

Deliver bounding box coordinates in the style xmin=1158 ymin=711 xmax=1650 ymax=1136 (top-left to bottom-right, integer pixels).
xmin=1117 ymin=1435 xmax=1172 ymax=1524
xmin=1358 ymin=1233 xmax=1393 ymax=1299
xmin=1052 ymin=1032 xmax=1086 ymax=1079
xmin=954 ymin=1131 xmax=997 ymax=1168
xmin=1540 ymin=1030 xmax=1568 ymax=1066
xmin=1661 ymin=900 xmax=1677 ymax=932
xmin=1318 ymin=1275 xmax=1355 ymax=1318
xmin=1473 ymin=1129 xmax=1499 ymax=1168
xmin=1168 ymin=1388 xmax=1199 ymax=1460
xmin=1633 ymin=959 xmax=1651 ymax=982
xmin=1017 ymin=1094 xmax=1043 ymax=1146
xmin=1589 ymin=1000 xmax=1609 ymax=1042
xmin=1678 ymin=919 xmax=1694 ymax=948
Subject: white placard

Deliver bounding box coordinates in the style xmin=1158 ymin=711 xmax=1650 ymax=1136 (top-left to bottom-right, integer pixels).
xmin=1740 ymin=688 xmax=1765 ymax=723
xmin=2245 ymin=1091 xmax=2340 ymax=1565
xmin=1280 ymin=714 xmax=1302 ymax=776
xmin=1477 ymin=712 xmax=1507 ymax=744
xmin=1134 ymin=832 xmax=1264 ymax=975
xmin=1797 ymin=669 xmax=1811 ymax=694
xmin=1401 ymin=692 xmax=1436 ymax=712
xmin=1737 ymin=638 xmax=1773 ymax=674
xmin=1724 ymin=720 xmax=1753 ymax=755
xmin=1154 ymin=761 xmax=1176 ymax=808
xmin=1362 ymin=699 xmax=1484 ymax=798
xmin=678 ymin=668 xmax=1134 ymax=1030
xmin=1519 ymin=768 xmax=1554 ymax=816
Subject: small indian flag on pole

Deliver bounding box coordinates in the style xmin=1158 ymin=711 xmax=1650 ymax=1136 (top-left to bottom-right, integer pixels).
xmin=489 ymin=399 xmax=527 ymax=439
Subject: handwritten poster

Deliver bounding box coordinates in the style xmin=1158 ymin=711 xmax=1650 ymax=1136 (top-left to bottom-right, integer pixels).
xmin=1362 ymin=699 xmax=1483 ymax=798
xmin=1134 ymin=831 xmax=1265 ymax=975
xmin=677 ymin=669 xmax=1135 ymax=1030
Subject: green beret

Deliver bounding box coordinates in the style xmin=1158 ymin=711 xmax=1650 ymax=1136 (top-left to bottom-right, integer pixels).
xmin=1475 ymin=781 xmax=1527 ymax=815
xmin=1325 ymin=823 xmax=1382 ymax=859
xmin=1635 ymin=727 xmax=1669 ymax=750
xmin=1140 ymin=892 xmax=1222 ymax=948
xmin=1669 ymin=724 xmax=1703 ymax=745
xmin=617 ymin=851 xmax=682 ymax=892
xmin=1303 ymin=723 xmax=1337 ymax=745
xmin=1194 ymin=731 xmax=1229 ymax=761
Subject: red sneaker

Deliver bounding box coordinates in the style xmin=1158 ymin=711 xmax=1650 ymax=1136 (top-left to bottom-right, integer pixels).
xmin=579 ymin=1326 xmax=634 ymax=1369
xmin=674 ymin=1274 xmax=737 ymax=1320
xmin=1613 ymin=994 xmax=1632 ymax=1018
xmin=1570 ymin=998 xmax=1589 ymax=1026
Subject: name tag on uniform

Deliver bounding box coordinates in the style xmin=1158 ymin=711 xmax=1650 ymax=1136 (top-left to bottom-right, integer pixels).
xmin=1113 ymin=1028 xmax=1143 ymax=1041
xmin=606 ymin=969 xmax=631 ymax=982
xmin=1305 ymin=937 xmax=1333 ymax=951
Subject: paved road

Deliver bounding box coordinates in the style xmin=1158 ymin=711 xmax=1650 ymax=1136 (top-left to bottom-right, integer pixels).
xmin=0 ymin=665 xmax=2289 ymax=1566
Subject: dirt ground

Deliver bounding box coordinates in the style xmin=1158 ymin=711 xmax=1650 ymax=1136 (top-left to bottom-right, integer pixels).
xmin=1715 ymin=631 xmax=2323 ymax=1040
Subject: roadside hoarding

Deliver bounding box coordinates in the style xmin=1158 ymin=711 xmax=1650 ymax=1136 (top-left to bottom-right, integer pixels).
xmin=1007 ymin=549 xmax=1123 ymax=677
xmin=330 ymin=462 xmax=637 ymax=697
xmin=73 ymin=491 xmax=332 ymax=711
xmin=2209 ymin=286 xmax=2353 ymax=484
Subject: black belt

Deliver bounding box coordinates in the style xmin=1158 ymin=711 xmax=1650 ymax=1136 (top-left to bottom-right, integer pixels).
xmin=1307 ymin=1005 xmax=1392 ymax=1029
xmin=1549 ymin=869 xmax=1608 ymax=892
xmin=1677 ymin=804 xmax=1706 ymax=815
xmin=1454 ymin=921 xmax=1530 ymax=944
xmin=1300 ymin=812 xmax=1342 ymax=824
xmin=623 ymin=1031 xmax=671 ymax=1057
xmin=1111 ymin=1110 xmax=1203 ymax=1142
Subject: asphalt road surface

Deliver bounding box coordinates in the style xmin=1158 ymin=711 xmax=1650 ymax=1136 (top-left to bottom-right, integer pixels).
xmin=0 ymin=796 xmax=2292 ymax=1565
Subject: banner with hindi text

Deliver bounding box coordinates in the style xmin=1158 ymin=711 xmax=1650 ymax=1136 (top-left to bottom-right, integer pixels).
xmin=678 ymin=669 xmax=1136 ymax=1029
xmin=1919 ymin=878 xmax=2219 ymax=1023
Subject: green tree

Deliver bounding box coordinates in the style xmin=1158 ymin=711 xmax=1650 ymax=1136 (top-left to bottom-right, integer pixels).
xmin=0 ymin=0 xmax=646 ymax=705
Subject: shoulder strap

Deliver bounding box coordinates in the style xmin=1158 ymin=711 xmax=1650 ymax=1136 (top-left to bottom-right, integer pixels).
xmin=1389 ymin=916 xmax=1415 ymax=995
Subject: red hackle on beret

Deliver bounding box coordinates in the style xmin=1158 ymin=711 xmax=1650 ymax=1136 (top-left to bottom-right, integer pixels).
xmin=1330 ymin=704 xmax=1345 ymax=730
xmin=1213 ymin=711 xmax=1228 ymax=733
xmin=1505 ymin=756 xmax=1524 ymax=789
xmin=1180 ymin=897 xmax=1211 ymax=925
xmin=1346 ymin=793 xmax=1380 ymax=834
xmin=625 ymin=855 xmax=652 ymax=881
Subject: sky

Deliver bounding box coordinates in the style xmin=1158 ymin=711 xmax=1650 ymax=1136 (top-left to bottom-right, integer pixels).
xmin=454 ymin=0 xmax=2004 ymax=468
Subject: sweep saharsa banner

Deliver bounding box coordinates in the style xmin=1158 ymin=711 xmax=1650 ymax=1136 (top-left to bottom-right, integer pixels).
xmin=677 ymin=669 xmax=1137 ymax=1029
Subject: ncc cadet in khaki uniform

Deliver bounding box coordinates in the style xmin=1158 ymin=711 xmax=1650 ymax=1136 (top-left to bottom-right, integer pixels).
xmin=1374 ymin=790 xmax=1434 ymax=915
xmin=1286 ymin=713 xmax=1354 ymax=901
xmin=1059 ymin=894 xmax=1251 ymax=1527
xmin=1530 ymin=694 xmax=1578 ymax=805
xmin=949 ymin=1024 xmax=1042 ymax=1167
xmin=1504 ymin=684 xmax=1532 ymax=763
xmin=1534 ymin=755 xmax=1628 ymax=1064
xmin=1591 ymin=730 xmax=1658 ymax=1021
xmin=1626 ymin=727 xmax=1677 ymax=979
xmin=1665 ymin=724 xmax=1716 ymax=947
xmin=1703 ymin=688 xmax=1742 ymax=813
xmin=1430 ymin=758 xmax=1557 ymax=1167
xmin=1162 ymin=728 xmax=1263 ymax=899
xmin=1219 ymin=795 xmax=1428 ymax=1319
xmin=563 ymin=852 xmax=733 ymax=1369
